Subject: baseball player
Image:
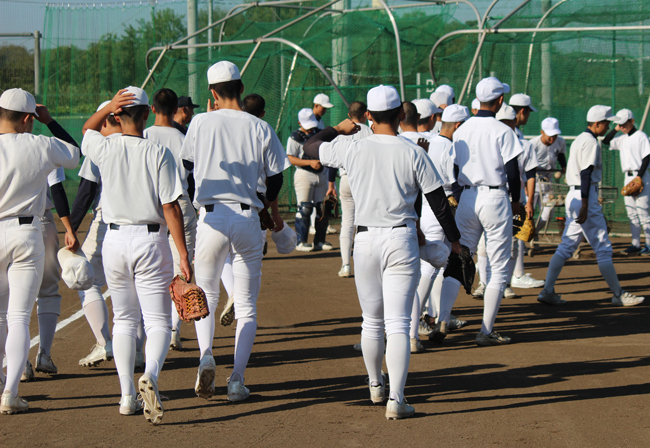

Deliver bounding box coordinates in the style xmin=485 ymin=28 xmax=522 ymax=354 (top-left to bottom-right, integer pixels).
xmin=328 ymin=101 xmax=373 ymax=278
xmin=509 ymin=93 xmax=536 ymax=139
xmin=313 ymin=93 xmax=334 ymax=130
xmin=0 ymin=88 xmax=80 ymax=414
xmin=82 ymin=86 xmax=190 ymax=423
xmin=428 ymin=91 xmax=451 ymax=135
xmin=180 ymin=61 xmax=290 ymax=403
xmin=144 ymin=88 xmax=197 ymax=351
xmin=413 ymin=99 xmax=440 ymax=139
xmin=288 ymin=108 xmax=331 ymax=252
xmin=471 ymin=98 xmax=480 ymax=116
xmin=438 ymin=76 xmax=523 ymax=346
xmin=530 ymin=117 xmax=566 ymax=236
xmin=303 ymin=84 xmax=461 ymax=420
xmin=603 ymin=109 xmax=650 ymax=255
xmin=537 ymin=105 xmax=644 ymax=307
xmin=173 ymin=96 xmax=199 ymax=135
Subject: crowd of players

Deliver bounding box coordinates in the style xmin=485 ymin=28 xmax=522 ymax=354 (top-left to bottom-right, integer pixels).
xmin=0 ymin=58 xmax=646 ymax=422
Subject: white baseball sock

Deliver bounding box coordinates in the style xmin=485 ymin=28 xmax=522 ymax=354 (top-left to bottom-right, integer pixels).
xmin=478 ymin=255 xmax=488 ymax=285
xmin=481 ymin=286 xmax=504 ymax=334
xmin=113 ymin=333 xmax=136 ymax=397
xmin=4 ymin=322 xmax=29 ymax=396
xmin=514 ymin=240 xmax=526 ymax=278
xmin=37 ymin=312 xmax=58 ymax=357
xmin=361 ymin=335 xmax=384 ymax=387
xmin=0 ymin=319 xmax=6 ymax=383
xmin=430 ymin=269 xmax=444 ymax=318
xmin=630 ymin=222 xmax=641 ymax=248
xmin=438 ymin=277 xmax=461 ymax=323
xmin=194 ymin=313 xmax=215 ymax=357
xmin=409 ymin=291 xmax=423 ymax=340
xmin=598 ymin=261 xmax=623 ymax=297
xmin=386 ymin=333 xmax=410 ymax=403
xmin=171 ymin=307 xmax=182 ymax=333
xmin=232 ymin=317 xmax=257 ymax=382
xmin=83 ymin=300 xmax=110 ymax=346
xmin=542 ymin=254 xmax=566 ymax=294
xmin=340 ymin=236 xmax=352 ymax=266
xmin=537 ymin=206 xmax=553 ymax=233
xmin=135 ymin=319 xmax=145 ymax=353
xmin=144 ymin=329 xmax=170 ymax=380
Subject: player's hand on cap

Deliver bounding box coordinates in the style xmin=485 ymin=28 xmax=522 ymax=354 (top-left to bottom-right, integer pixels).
xmin=576 ymin=203 xmax=588 ymax=224
xmin=34 ymin=104 xmax=53 ymax=125
xmin=64 ymin=230 xmax=80 ymax=253
xmin=110 ymin=88 xmax=136 ymax=114
xmin=310 ymin=160 xmax=322 ymax=170
xmin=417 ymin=138 xmax=429 ymax=153
xmin=334 ymin=118 xmax=360 ymax=136
xmin=180 ymin=257 xmax=193 ymax=283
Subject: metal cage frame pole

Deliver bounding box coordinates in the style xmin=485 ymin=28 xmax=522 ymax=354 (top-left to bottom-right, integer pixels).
xmin=375 ymin=0 xmax=404 ymax=99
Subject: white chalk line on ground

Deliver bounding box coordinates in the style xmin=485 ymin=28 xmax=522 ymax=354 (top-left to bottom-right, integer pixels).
xmin=2 ymin=290 xmax=111 ymax=368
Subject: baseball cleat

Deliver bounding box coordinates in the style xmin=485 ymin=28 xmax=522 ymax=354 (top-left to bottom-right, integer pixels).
xmin=138 ymin=373 xmax=163 ymax=425
xmin=338 ymin=264 xmax=352 ymax=278
xmin=410 ymin=338 xmax=426 ymax=353
xmin=170 ymin=330 xmax=182 ymax=350
xmin=418 ymin=320 xmax=434 ymax=337
xmin=21 ymin=360 xmax=35 ymax=382
xmin=612 ymin=291 xmax=644 ymax=307
xmin=352 ymin=342 xmax=362 ymax=352
xmin=475 ymin=330 xmax=511 ymax=346
xmin=227 ymin=376 xmax=250 ymax=402
xmin=448 ymin=315 xmax=468 ymax=331
xmin=537 ymin=290 xmax=566 ymax=306
xmin=295 ymin=242 xmax=313 ymax=252
xmin=472 ymin=281 xmax=485 ymax=299
xmin=314 ymin=241 xmax=333 ymax=251
xmin=429 ymin=320 xmax=448 ymax=343
xmin=79 ymin=342 xmax=113 ymax=367
xmin=220 ymin=296 xmax=235 ymax=326
xmin=503 ymin=286 xmax=517 ymax=299
xmin=119 ymin=395 xmax=143 ymax=415
xmin=326 ymin=225 xmax=337 ymax=234
xmin=135 ymin=351 xmax=145 ymax=370
xmin=368 ymin=372 xmax=387 ymax=404
xmin=621 ymin=245 xmax=641 ymax=255
xmin=510 ymin=273 xmax=545 ymax=289
xmin=35 ymin=353 xmax=58 ymax=374
xmin=0 ymin=391 xmax=29 ymax=415
xmin=195 ymin=353 xmax=216 ymax=399
xmin=640 ymin=245 xmax=650 ymax=256
xmin=309 ymin=226 xmax=316 ymax=235
xmin=385 ymin=399 xmax=415 ymax=420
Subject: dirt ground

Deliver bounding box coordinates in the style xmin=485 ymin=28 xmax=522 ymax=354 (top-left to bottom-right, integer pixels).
xmin=1 ymin=216 xmax=649 ymax=448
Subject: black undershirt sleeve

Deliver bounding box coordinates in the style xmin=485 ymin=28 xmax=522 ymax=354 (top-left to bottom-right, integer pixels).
xmin=451 ymin=165 xmax=463 ymax=202
xmin=505 ymin=159 xmax=521 ymax=202
xmin=639 ymin=155 xmax=649 ymax=178
xmin=424 ymin=187 xmax=461 ymax=243
xmin=414 ymin=192 xmax=423 ymax=219
xmin=602 ymin=128 xmax=618 ymax=146
xmin=303 ymin=127 xmax=339 ymax=160
xmin=69 ymin=178 xmax=98 ymax=232
xmin=328 ymin=168 xmax=338 ymax=183
xmin=50 ymin=182 xmax=71 ymax=218
xmin=182 ymin=160 xmax=194 ymax=171
xmin=580 ymin=166 xmax=594 ymax=199
xmin=187 ymin=173 xmax=196 ymax=203
xmin=526 ymin=168 xmax=537 ymax=181
xmin=47 ymin=121 xmax=79 ymax=148
xmin=557 ymin=153 xmax=567 ymax=169
xmin=265 ymin=172 xmax=283 ymax=203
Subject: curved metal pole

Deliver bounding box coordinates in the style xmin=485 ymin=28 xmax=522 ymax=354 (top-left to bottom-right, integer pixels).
xmin=640 ymin=91 xmax=650 ymax=132
xmin=376 ymin=0 xmax=405 ymax=99
xmin=141 ymin=46 xmax=168 ymax=89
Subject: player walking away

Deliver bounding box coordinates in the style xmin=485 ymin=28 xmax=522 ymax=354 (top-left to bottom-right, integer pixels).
xmin=173 ymin=96 xmax=199 ymax=135
xmin=413 ymin=99 xmax=440 ymax=139
xmin=328 ymin=101 xmax=373 ymax=278
xmin=530 ymin=118 xmax=566 ymax=236
xmin=509 ymin=93 xmax=536 ymax=139
xmin=603 ymin=109 xmax=650 ymax=255
xmin=70 ymin=101 xmax=120 ymax=367
xmin=435 ymin=85 xmax=455 ymax=104
xmin=313 ymin=93 xmax=334 ymax=130
xmin=288 ymin=108 xmax=332 ymax=252
xmin=304 ymin=85 xmax=461 ymax=420
xmin=428 ymin=91 xmax=451 ymax=135
xmin=144 ymin=88 xmax=197 ymax=351
xmin=0 ymin=88 xmax=80 ymax=414
xmin=180 ymin=61 xmax=290 ymax=403
xmin=537 ymin=106 xmax=644 ymax=307
xmin=438 ymin=77 xmax=523 ymax=347
xmin=82 ymin=87 xmax=191 ymax=423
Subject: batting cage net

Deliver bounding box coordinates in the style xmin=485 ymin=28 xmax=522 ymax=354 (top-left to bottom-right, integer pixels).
xmin=3 ymin=0 xmax=650 ymax=231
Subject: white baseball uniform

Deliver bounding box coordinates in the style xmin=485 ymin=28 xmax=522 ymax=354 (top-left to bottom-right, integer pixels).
xmin=531 ymin=135 xmax=566 ymax=227
xmin=0 ymin=132 xmax=79 ymax=397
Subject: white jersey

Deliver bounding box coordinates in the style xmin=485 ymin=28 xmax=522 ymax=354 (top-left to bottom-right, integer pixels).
xmin=44 ymin=167 xmax=66 ymax=210
xmin=515 ymin=127 xmax=524 ymax=139
xmin=453 ymin=115 xmax=523 ymax=187
xmin=519 ymin=138 xmax=540 ymax=184
xmin=332 ymin=122 xmax=373 ymax=176
xmin=420 ymin=134 xmax=456 ymax=237
xmin=608 ymin=129 xmax=650 ymax=172
xmin=78 ymin=133 xmax=121 ymax=213
xmin=530 ymin=135 xmax=566 ymax=171
xmin=0 ymin=133 xmax=79 ymax=220
xmin=144 ymin=125 xmax=189 ymax=195
xmin=566 ymin=130 xmax=602 ymax=186
xmin=82 ymin=130 xmax=182 ymax=225
xmin=320 ymin=134 xmax=442 ymax=227
xmin=431 ymin=121 xmax=442 ymax=135
xmin=180 ymin=109 xmax=291 ymax=210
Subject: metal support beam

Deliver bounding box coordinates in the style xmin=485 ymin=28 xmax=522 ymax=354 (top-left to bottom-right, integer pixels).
xmin=376 ymin=0 xmax=404 ymax=99
xmin=34 ymin=31 xmax=41 ymax=99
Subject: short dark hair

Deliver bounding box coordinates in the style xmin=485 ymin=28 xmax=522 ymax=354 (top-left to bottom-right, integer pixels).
xmin=369 ymin=105 xmax=401 ymax=125
xmin=107 ymin=115 xmax=119 ymax=127
xmin=152 ymin=88 xmax=178 ymax=117
xmin=417 ymin=115 xmax=431 ymax=127
xmin=0 ymin=107 xmax=29 ymax=123
xmin=480 ymin=97 xmax=501 ymax=108
xmin=209 ymin=79 xmax=243 ymax=101
xmin=116 ymin=105 xmax=149 ymax=124
xmin=441 ymin=121 xmax=458 ymax=131
xmin=401 ymin=101 xmax=419 ymax=127
xmin=242 ymin=93 xmax=265 ymax=118
xmin=511 ymin=105 xmax=529 ymax=115
xmin=348 ymin=101 xmax=367 ymax=121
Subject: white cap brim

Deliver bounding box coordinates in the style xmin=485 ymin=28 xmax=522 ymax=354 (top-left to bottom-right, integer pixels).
xmin=300 ymin=119 xmax=319 ymax=130
xmin=319 ymin=102 xmax=334 ymax=108
xmin=544 ymin=128 xmax=561 ymax=136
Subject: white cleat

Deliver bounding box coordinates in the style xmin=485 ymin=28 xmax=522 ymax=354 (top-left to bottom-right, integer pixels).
xmin=612 ymin=291 xmax=644 ymax=307
xmin=195 ymin=354 xmax=216 ymax=399
xmin=309 ymin=226 xmax=316 ymax=235
xmin=227 ymin=377 xmax=250 ymax=402
xmin=79 ymin=341 xmax=113 ymax=367
xmin=138 ymin=373 xmax=163 ymax=425
xmin=0 ymin=391 xmax=28 ymax=415
xmin=35 ymin=353 xmax=58 ymax=374
xmin=503 ymin=287 xmax=517 ymax=299
xmin=326 ymin=225 xmax=337 ymax=234
xmin=472 ymin=281 xmax=485 ymax=299
xmin=170 ymin=330 xmax=182 ymax=350
xmin=353 ymin=342 xmax=362 ymax=352
xmin=338 ymin=264 xmax=352 ymax=278
xmin=385 ymin=399 xmax=415 ymax=420
xmin=410 ymin=338 xmax=426 ymax=353
xmin=296 ymin=242 xmax=313 ymax=252
xmin=220 ymin=296 xmax=235 ymax=326
xmin=314 ymin=241 xmax=333 ymax=251
xmin=21 ymin=360 xmax=35 ymax=382
xmin=119 ymin=395 xmax=143 ymax=415
xmin=511 ymin=273 xmax=545 ymax=289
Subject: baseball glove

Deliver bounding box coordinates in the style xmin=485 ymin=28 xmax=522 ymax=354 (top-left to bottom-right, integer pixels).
xmin=259 ymin=208 xmax=276 ymax=231
xmin=169 ymin=275 xmax=210 ymax=322
xmin=320 ymin=194 xmax=339 ymax=220
xmin=622 ymin=177 xmax=643 ymax=197
xmin=443 ymin=245 xmax=475 ymax=295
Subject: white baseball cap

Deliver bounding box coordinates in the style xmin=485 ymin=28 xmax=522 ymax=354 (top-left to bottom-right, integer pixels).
xmin=58 ymin=248 xmax=95 ymax=291
xmin=612 ymin=108 xmax=634 ymax=124
xmin=429 ymin=91 xmax=451 ymax=108
xmin=313 ymin=93 xmax=334 ymax=108
xmin=587 ymin=105 xmax=616 ymax=122
xmin=496 ymin=104 xmax=516 ymax=121
xmin=0 ymin=88 xmax=39 ymax=117
xmin=509 ymin=93 xmax=537 ymax=112
xmin=367 ymin=85 xmax=401 ymax=112
xmin=413 ymin=99 xmax=440 ymax=119
xmin=476 ymin=76 xmax=510 ymax=102
xmin=541 ymin=117 xmax=562 ymax=136
xmin=271 ymin=221 xmax=297 ymax=254
xmin=436 ymin=84 xmax=455 ymax=100
xmin=96 ymin=100 xmax=114 ymax=116
xmin=298 ymin=108 xmax=319 ymax=130
xmin=442 ymin=104 xmax=469 ymax=123
xmin=121 ymin=86 xmax=149 ymax=107
xmin=471 ymin=98 xmax=480 ymax=110
xmin=207 ymin=61 xmax=241 ymax=84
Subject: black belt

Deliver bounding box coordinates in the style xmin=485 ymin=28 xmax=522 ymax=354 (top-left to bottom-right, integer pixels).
xmin=357 ymin=224 xmax=407 ymax=233
xmin=205 ymin=203 xmax=249 ymax=212
xmin=464 ymin=185 xmax=500 ymax=190
xmin=627 ymin=171 xmax=637 ymax=176
xmin=571 ymin=185 xmax=596 ymax=190
xmin=109 ymin=223 xmax=160 ymax=232
xmin=18 ymin=216 xmax=34 ymax=225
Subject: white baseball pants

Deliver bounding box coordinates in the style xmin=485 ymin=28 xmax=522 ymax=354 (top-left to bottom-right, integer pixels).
xmin=623 ymin=173 xmax=650 ymax=247
xmin=170 ymin=195 xmax=197 ymax=333
xmin=0 ymin=216 xmax=44 ymax=396
xmin=294 ymin=168 xmax=328 ymax=204
xmin=339 ymin=174 xmax=356 ymax=267
xmin=36 ymin=209 xmax=62 ymax=358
